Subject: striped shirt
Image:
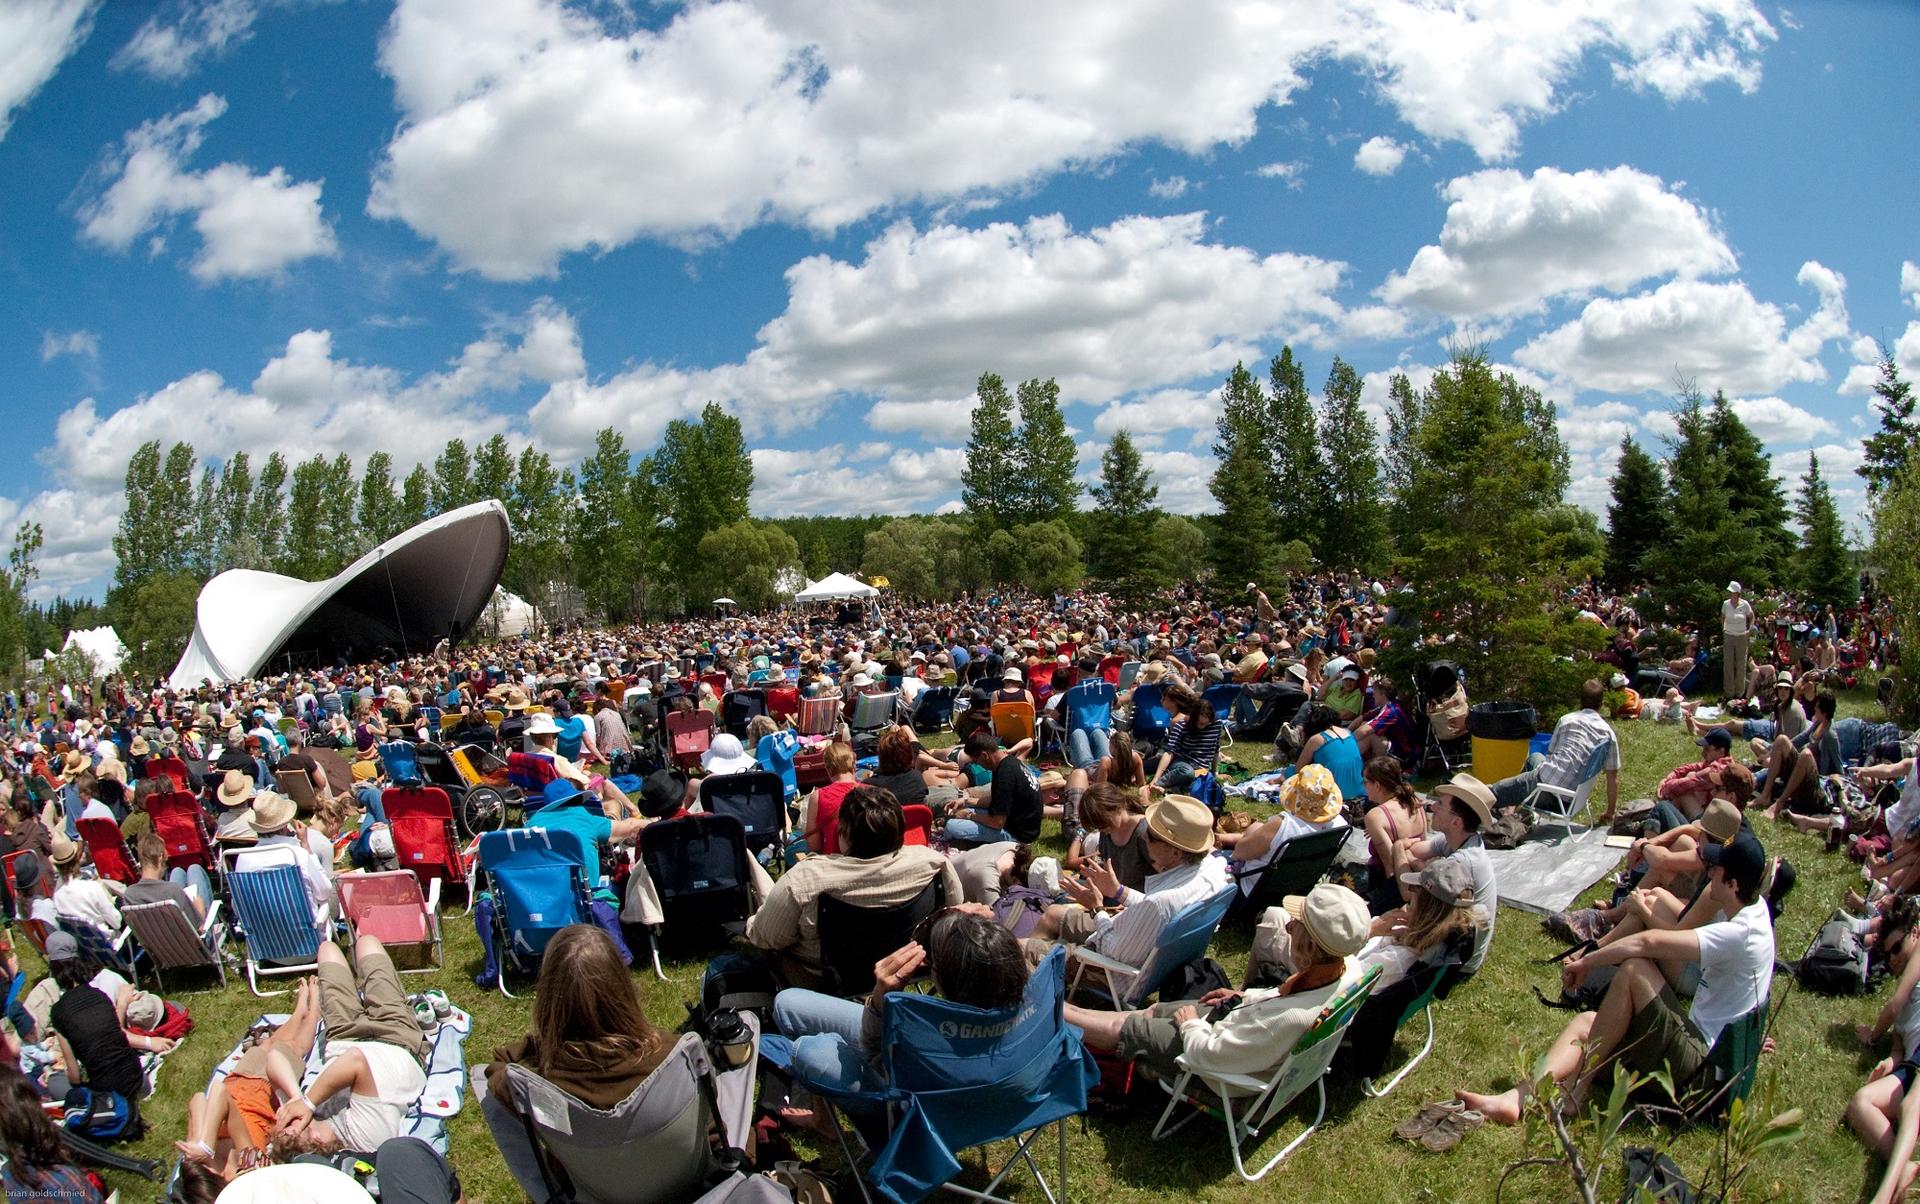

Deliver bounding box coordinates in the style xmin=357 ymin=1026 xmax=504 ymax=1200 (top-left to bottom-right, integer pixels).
xmin=1085 ymin=854 xmax=1230 ymax=970
xmin=1162 ymin=716 xmax=1224 ymax=770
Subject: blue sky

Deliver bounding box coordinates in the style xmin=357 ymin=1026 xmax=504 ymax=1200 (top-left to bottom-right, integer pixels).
xmin=2 ymin=0 xmax=1916 ymax=598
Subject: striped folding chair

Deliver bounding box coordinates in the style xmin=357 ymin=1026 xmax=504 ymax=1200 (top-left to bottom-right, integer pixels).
xmin=122 ymin=899 xmax=228 ymax=992
xmin=226 ymin=862 xmax=328 ymax=996
xmin=338 ymin=871 xmax=442 ymax=972
xmin=59 ymin=918 xmax=139 ymax=983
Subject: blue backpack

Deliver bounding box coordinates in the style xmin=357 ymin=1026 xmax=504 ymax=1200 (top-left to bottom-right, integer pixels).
xmin=62 ymin=1086 xmax=136 ymax=1141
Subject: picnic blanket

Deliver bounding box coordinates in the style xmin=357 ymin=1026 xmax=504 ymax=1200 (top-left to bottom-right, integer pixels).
xmin=1222 ymin=769 xmax=1289 ymax=803
xmin=1484 ymin=826 xmax=1625 ymax=916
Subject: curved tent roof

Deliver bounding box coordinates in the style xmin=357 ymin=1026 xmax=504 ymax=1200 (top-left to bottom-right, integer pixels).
xmin=793 ymin=572 xmax=879 ymax=601
xmin=169 ymin=500 xmax=510 ymax=687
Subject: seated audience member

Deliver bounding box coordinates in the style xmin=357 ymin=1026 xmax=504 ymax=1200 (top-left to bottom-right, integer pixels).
xmin=1248 ymin=860 xmax=1480 ymax=993
xmin=1095 ymin=730 xmax=1150 ymax=804
xmin=1547 ymin=799 xmax=1744 ymax=946
xmin=1395 ymin=774 xmax=1500 ymax=977
xmin=1065 ymin=883 xmax=1369 ymax=1081
xmin=1458 ymin=835 xmax=1773 ymax=1121
xmin=50 ymin=834 xmax=124 ymax=933
xmin=943 ymin=732 xmax=1043 ymax=848
xmin=277 ymin=729 xmax=350 ymax=807
xmin=11 ymin=853 xmax=56 ymax=926
xmin=525 ymin=712 xmax=636 ymax=818
xmin=1653 ymin=728 xmax=1752 ymax=827
xmin=0 ymin=1063 xmax=105 ymax=1202
xmin=6 ymin=792 xmax=52 ymax=862
xmin=1149 ymin=685 xmax=1224 ymax=797
xmin=1362 ymin=757 xmax=1429 ymax=916
xmin=773 ymin=909 xmax=1030 ymax=1100
xmin=1761 ymin=690 xmax=1842 ymax=827
xmin=1227 ymin=765 xmax=1347 ymax=896
xmin=1294 ymin=704 xmax=1366 ymax=802
xmin=213 ymin=769 xmax=261 ymax=842
xmin=45 ymin=933 xmax=174 ymax=1108
xmin=802 ymin=741 xmax=862 ymax=854
xmin=1688 ymin=675 xmax=1807 ymax=747
xmin=231 ymin=791 xmax=336 ymax=927
xmin=1024 ymin=794 xmax=1227 ymax=970
xmin=121 ymin=832 xmax=211 ymax=921
xmin=267 ymin=936 xmax=428 ymax=1158
xmin=1848 ymin=901 xmax=1920 ymax=1202
xmin=1355 ymin=680 xmax=1416 ymax=763
xmin=175 ymin=979 xmax=321 ymax=1188
xmin=863 ymin=727 xmax=939 ymax=807
xmin=948 ymin=842 xmax=1058 ymax=908
xmin=1487 ymin=678 xmax=1621 ymax=822
xmin=748 ymin=786 xmax=962 ymax=989
xmin=1063 ymin=783 xmax=1151 ymax=893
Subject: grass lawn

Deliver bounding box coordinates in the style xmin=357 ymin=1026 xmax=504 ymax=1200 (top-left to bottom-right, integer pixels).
xmin=49 ymin=694 xmax=1903 ymax=1202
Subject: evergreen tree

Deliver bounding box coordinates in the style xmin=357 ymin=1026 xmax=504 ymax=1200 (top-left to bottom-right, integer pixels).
xmin=960 ymin=373 xmax=1019 ymax=533
xmin=1860 ymin=348 xmax=1918 ymax=497
xmin=1706 ymin=391 xmax=1791 ymax=585
xmin=653 ymin=403 xmax=753 ymax=605
xmin=1795 ymin=452 xmax=1855 ymax=611
xmin=1010 ymin=377 xmax=1080 ymax=524
xmin=1603 ymin=435 xmax=1669 ymax=586
xmin=398 ymin=465 xmax=431 ymax=531
xmin=1087 ymin=429 xmax=1158 ymax=584
xmin=430 ymin=438 xmax=472 ymax=515
xmin=1208 ymin=362 xmax=1278 ymax=583
xmin=1872 ymin=461 xmax=1920 ymax=724
xmin=1268 ymin=347 xmax=1324 ymax=552
xmin=1645 ymin=386 xmax=1757 ymax=630
xmin=472 ymin=434 xmax=515 ymax=505
xmin=250 ymin=452 xmax=289 ymax=570
xmin=357 ymin=452 xmax=402 ymax=544
xmin=1317 ymin=356 xmax=1385 ymax=569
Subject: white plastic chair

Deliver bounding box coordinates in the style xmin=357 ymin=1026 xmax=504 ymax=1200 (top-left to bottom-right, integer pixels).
xmin=1524 ymin=737 xmax=1616 ymax=834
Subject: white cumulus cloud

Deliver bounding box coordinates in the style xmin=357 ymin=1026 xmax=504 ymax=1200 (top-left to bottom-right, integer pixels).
xmin=1352 ymin=135 xmax=1406 ymax=176
xmin=110 ymin=0 xmax=255 ymax=82
xmin=0 ymin=0 xmax=95 ymax=142
xmin=749 ymin=445 xmax=967 ymax=516
xmin=1727 ymin=395 xmax=1836 ymax=443
xmin=78 ymin=94 xmax=337 ymax=282
xmin=1148 ymin=175 xmax=1190 ymax=200
xmin=40 ymin=329 xmax=100 ymax=364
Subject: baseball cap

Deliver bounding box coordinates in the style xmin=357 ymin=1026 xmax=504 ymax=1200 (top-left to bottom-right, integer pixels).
xmin=44 ymin=931 xmax=80 ymax=963
xmin=1700 ymin=833 xmax=1766 ymax=897
xmin=1696 ymin=728 xmax=1733 ymax=750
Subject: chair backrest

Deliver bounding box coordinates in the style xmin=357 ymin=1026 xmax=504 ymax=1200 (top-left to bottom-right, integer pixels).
xmin=506 ymin=751 xmax=560 ymax=795
xmin=379 ymin=741 xmax=422 ymax=784
xmin=990 ymin=701 xmax=1036 ymax=746
xmin=503 ymin=1033 xmax=719 ymax=1204
xmin=850 ymin=692 xmax=898 ymax=733
xmin=227 ymin=863 xmax=324 ymax=964
xmin=901 ymin=804 xmax=934 ymax=846
xmin=1125 ymin=886 xmax=1237 ymax=1007
xmin=123 ymin=899 xmax=217 ymax=969
xmin=1 ymin=850 xmax=47 ymax=902
xmin=1697 ymin=999 xmax=1768 ymax=1115
xmin=1128 ymin=683 xmax=1170 ymax=742
xmin=58 ymin=918 xmax=135 ymax=978
xmin=382 ymin=785 xmax=463 ymax=891
xmin=274 ymin=768 xmax=320 ymax=812
xmin=638 ymin=814 xmax=752 ymax=926
xmin=76 ymin=818 xmax=139 ymax=884
xmin=701 ymin=672 xmax=731 ymax=698
xmin=816 ymin=874 xmax=946 ymax=996
xmin=338 ymin=870 xmax=433 ymax=948
xmin=765 ymin=685 xmax=800 ymax=721
xmin=1348 ymin=960 xmax=1455 ymax=1077
xmin=1062 ymin=681 xmax=1116 ymax=735
xmin=797 ymin=696 xmax=840 ymax=739
xmin=146 ymin=756 xmax=193 ymax=794
xmin=721 ymin=690 xmax=767 ymax=738
xmin=699 ymin=773 xmax=786 ymax=853
xmin=478 ymin=828 xmax=593 ymax=964
xmin=145 ymin=790 xmax=214 ymax=872
xmin=1201 ymin=683 xmax=1241 ymax=725
xmin=1251 ymin=965 xmax=1381 ymax=1126
xmin=1238 ymin=826 xmax=1348 ymax=915
xmin=910 ymin=686 xmax=957 ymax=732
xmin=666 ymin=710 xmax=716 ymax=751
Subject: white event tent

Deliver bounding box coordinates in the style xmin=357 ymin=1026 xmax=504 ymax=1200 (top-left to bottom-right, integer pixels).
xmin=792 ymin=572 xmax=879 ymax=602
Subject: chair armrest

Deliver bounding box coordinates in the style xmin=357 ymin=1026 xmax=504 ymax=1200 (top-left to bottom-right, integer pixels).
xmin=1065 ymin=944 xmax=1139 ymax=977
xmin=198 ymin=899 xmax=224 ymax=937
xmin=1171 ymin=1055 xmax=1269 ymax=1093
xmin=425 ymin=877 xmax=442 ymax=916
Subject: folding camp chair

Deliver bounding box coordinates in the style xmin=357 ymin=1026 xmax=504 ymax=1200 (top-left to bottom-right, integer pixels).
xmin=383 ymin=785 xmax=474 ymax=911
xmin=77 ymin=818 xmax=139 ymax=885
xmin=379 ymin=741 xmax=422 ymax=785
xmin=638 ymin=813 xmax=753 ymax=978
xmin=122 ymin=898 xmax=228 ymax=991
xmin=505 ymin=751 xmax=560 ymax=798
xmin=339 ymin=871 xmax=442 ymax=972
xmin=989 ymin=701 xmax=1036 ymax=749
xmin=145 ymin=756 xmax=193 ymax=794
xmin=1 ymin=850 xmax=48 ymax=917
xmin=1687 ymin=999 xmax=1767 ymax=1117
xmin=476 ymin=827 xmax=595 ymax=998
xmin=797 ymin=695 xmax=841 ymax=743
xmin=1525 ymin=737 xmax=1616 ymax=836
xmin=665 ymin=710 xmax=716 ymax=772
xmin=698 ymin=772 xmax=786 ymax=864
xmin=770 ymin=946 xmax=1095 ymax=1204
xmin=721 ymin=689 xmax=767 ymax=739
xmin=1127 ymin=682 xmax=1171 ymax=748
xmin=1231 ymin=827 xmax=1348 ymax=924
xmin=226 ymin=861 xmax=329 ymax=996
xmin=1150 ymin=965 xmax=1381 ymax=1180
xmin=816 ymin=875 xmax=947 ymax=997
xmin=274 ymin=768 xmax=322 ymax=814
xmin=59 ymin=917 xmax=139 ymax=983
xmin=1354 ymin=962 xmax=1456 ymax=1097
xmin=910 ymin=686 xmax=957 ymax=733
xmin=143 ymin=790 xmax=219 ymax=879
xmin=1067 ymin=885 xmax=1236 ymax=1009
xmin=1062 ymin=680 xmax=1115 ymax=741
xmin=482 ymin=1020 xmax=761 ymax=1204
xmin=765 ymin=685 xmax=801 ymax=723
xmin=849 ymin=691 xmax=899 ymax=752
xmin=1202 ymin=683 xmax=1243 ymax=746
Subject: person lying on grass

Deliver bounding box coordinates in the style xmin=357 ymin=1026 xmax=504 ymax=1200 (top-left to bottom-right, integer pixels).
xmin=1848 ymin=897 xmax=1920 ymax=1204
xmin=1458 ymin=835 xmax=1773 ymax=1123
xmin=174 ymin=977 xmax=321 ymax=1194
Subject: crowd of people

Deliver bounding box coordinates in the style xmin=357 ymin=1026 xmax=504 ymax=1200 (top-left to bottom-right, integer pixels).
xmin=0 ymin=571 xmax=1912 ymax=1201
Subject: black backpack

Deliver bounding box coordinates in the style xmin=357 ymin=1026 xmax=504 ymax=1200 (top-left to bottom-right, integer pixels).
xmin=1798 ymin=917 xmax=1869 ymax=993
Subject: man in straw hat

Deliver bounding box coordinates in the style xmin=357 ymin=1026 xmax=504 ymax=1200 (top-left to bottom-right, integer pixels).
xmin=231 ymin=791 xmax=337 ymax=927
xmin=1394 ymin=773 xmax=1501 ymax=976
xmin=1024 ymin=794 xmax=1229 ymax=972
xmin=1066 ymin=881 xmax=1370 ymax=1082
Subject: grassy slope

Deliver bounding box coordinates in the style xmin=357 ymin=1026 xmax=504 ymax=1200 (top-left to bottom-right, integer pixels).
xmin=68 ymin=694 xmax=1899 ymax=1202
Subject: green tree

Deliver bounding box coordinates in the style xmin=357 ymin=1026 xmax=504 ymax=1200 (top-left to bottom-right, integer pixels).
xmin=191 ymin=465 xmax=217 ymax=578
xmin=214 ymin=451 xmax=253 ymax=570
xmin=1010 ymin=377 xmax=1079 ymax=524
xmin=572 ymin=429 xmax=639 ymax=620
xmin=358 ymin=451 xmax=402 ymax=545
xmin=472 ymin=434 xmax=514 ymax=505
xmin=322 ymin=453 xmax=360 ymax=567
xmin=1860 ymin=348 xmax=1919 ymax=497
xmin=1208 ymin=362 xmax=1277 ymax=583
xmin=1142 ymin=515 xmax=1208 ymax=583
xmin=1794 ymin=452 xmax=1854 ymax=612
xmin=1707 ymin=391 xmax=1791 ymax=585
xmin=1603 ymin=435 xmax=1669 ymax=586
xmin=1382 ymin=371 xmax=1423 ymax=542
xmin=697 ymin=520 xmax=801 ymax=612
xmin=1268 ymin=347 xmax=1324 ymax=552
xmin=155 ymin=441 xmax=198 ymax=578
xmin=430 ymin=438 xmax=472 ymax=515
xmin=1318 ymin=356 xmax=1385 ymax=569
xmin=1087 ymin=429 xmax=1158 ymax=584
xmin=116 ymin=571 xmax=200 ymax=677
xmin=862 ymin=518 xmax=946 ymax=601
xmin=398 ymin=464 xmax=431 ymax=531
xmin=283 ymin=454 xmax=330 ymax=577
xmin=1872 ymin=461 xmax=1920 ymax=724
xmin=505 ymin=447 xmax=569 ymax=622
xmin=1009 ymin=520 xmax=1084 ymax=593
xmin=112 ymin=441 xmax=164 ymax=593
xmin=961 ymin=373 xmax=1020 ymax=533
xmin=249 ymin=452 xmax=289 ymax=571
xmin=1645 ymin=385 xmax=1758 ymax=631
xmin=653 ymin=403 xmax=753 ymax=602
xmin=0 ymin=522 xmax=44 ymax=674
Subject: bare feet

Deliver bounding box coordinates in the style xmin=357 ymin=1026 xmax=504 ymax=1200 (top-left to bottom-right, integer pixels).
xmin=175 ymin=1140 xmax=215 ymax=1164
xmin=1455 ymin=1088 xmax=1524 ymax=1126
xmin=777 ymin=1105 xmax=838 ymax=1139
xmin=1896 ymin=1159 xmax=1919 ymax=1201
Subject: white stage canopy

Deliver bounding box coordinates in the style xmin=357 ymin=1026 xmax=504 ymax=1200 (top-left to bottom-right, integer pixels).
xmin=792 ymin=572 xmax=878 ymax=602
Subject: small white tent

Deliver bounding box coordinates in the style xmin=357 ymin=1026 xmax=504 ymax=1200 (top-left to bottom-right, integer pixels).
xmin=792 ymin=572 xmax=879 ymax=602
xmin=62 ymin=627 xmax=129 ymax=676
xmin=487 ymin=588 xmax=537 ymax=636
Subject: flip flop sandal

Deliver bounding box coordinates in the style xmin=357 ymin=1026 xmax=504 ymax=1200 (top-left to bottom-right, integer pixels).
xmin=1419 ymin=1107 xmax=1485 ymax=1153
xmin=1394 ymin=1099 xmax=1462 ymax=1142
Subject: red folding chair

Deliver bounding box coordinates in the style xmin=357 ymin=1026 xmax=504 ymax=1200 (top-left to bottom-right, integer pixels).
xmin=901 ymin=804 xmax=935 ymax=847
xmin=145 ymin=790 xmax=218 ymax=876
xmin=338 ymin=871 xmax=442 ymax=972
xmin=700 ymin=672 xmax=731 ymax=699
xmin=665 ymin=710 xmax=715 ymax=771
xmin=77 ymin=819 xmax=139 ymax=885
xmin=146 ymin=756 xmax=194 ymax=794
xmin=383 ymin=785 xmax=474 ymax=912
xmin=765 ymin=685 xmax=800 ymax=723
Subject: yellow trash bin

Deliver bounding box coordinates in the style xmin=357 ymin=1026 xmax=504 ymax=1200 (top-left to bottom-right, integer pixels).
xmin=1467 ymin=702 xmax=1536 ymax=784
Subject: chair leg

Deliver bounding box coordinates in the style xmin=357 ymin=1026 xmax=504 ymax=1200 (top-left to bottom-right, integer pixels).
xmin=1235 ymin=1078 xmax=1325 ymax=1182
xmin=1363 ymin=1005 xmax=1435 ymax=1098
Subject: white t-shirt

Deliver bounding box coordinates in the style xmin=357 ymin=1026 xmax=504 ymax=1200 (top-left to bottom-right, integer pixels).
xmin=1689 ymin=899 xmax=1775 ymax=1046
xmin=1721 ymin=598 xmax=1753 ymax=636
xmin=318 ymin=1039 xmax=426 ymax=1151
xmin=217 ymin=1163 xmax=375 ymax=1204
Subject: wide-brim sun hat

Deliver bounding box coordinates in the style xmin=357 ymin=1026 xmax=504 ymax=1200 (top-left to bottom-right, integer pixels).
xmin=701 ymin=734 xmax=760 ymax=776
xmin=1146 ymin=795 xmax=1214 ymax=855
xmin=248 ymin=792 xmax=297 ymax=832
xmin=1434 ymin=773 xmax=1496 ymax=828
xmin=1280 ymin=764 xmax=1342 ymax=824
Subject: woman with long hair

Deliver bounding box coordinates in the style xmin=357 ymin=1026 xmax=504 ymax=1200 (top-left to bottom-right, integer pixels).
xmin=1295 ymin=703 xmax=1366 ymax=802
xmin=487 ymin=925 xmax=672 ymax=1109
xmin=1361 ymin=757 xmax=1429 ymax=915
xmin=1097 ymin=729 xmax=1149 ymax=804
xmin=1150 ymin=683 xmax=1222 ymax=797
xmin=0 ymin=1064 xmax=104 ymax=1201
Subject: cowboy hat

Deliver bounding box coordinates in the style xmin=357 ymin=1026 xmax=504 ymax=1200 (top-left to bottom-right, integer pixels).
xmin=1434 ymin=773 xmax=1496 ymax=827
xmin=248 ymin=791 xmax=297 ymax=833
xmin=59 ymin=750 xmax=89 ymax=780
xmin=1146 ymin=795 xmax=1214 ymax=855
xmin=1280 ymin=883 xmax=1370 ymax=957
xmin=128 ymin=735 xmax=152 ymax=758
xmin=50 ymin=831 xmax=81 ymax=868
xmin=1035 ymin=770 xmax=1068 ymax=791
xmin=501 ymin=687 xmax=531 ymax=712
xmin=1280 ymin=764 xmax=1342 ymax=825
xmin=217 ymin=769 xmax=257 ymax=809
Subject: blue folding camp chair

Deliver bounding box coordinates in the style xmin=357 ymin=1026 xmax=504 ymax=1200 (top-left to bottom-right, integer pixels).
xmin=379 ymin=741 xmax=422 ymax=785
xmin=58 ymin=918 xmax=138 ymax=984
xmin=1202 ymin=683 xmax=1243 ymax=746
xmin=910 ymin=686 xmax=958 ymax=734
xmin=1128 ymin=682 xmax=1171 ymax=747
xmin=1061 ymin=680 xmax=1115 ymax=739
xmin=476 ymin=828 xmax=595 ymax=998
xmin=1067 ymin=885 xmax=1236 ymax=1009
xmin=768 ymin=947 xmax=1097 ymax=1204
xmin=226 ymin=862 xmax=328 ymax=997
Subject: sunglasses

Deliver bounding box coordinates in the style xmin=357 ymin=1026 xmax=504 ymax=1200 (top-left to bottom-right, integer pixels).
xmin=911 ymin=905 xmax=964 ymax=949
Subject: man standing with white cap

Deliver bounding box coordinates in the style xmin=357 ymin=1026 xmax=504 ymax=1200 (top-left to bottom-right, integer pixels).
xmin=1722 ymin=581 xmax=1754 ymax=699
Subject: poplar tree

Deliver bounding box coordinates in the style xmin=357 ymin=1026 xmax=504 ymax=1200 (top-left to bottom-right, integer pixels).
xmin=1010 ymin=377 xmax=1081 ymax=524
xmin=430 ymin=438 xmax=473 ymax=515
xmin=961 ymin=373 xmax=1019 ymax=533
xmin=358 ymin=451 xmax=402 ymax=544
xmin=1268 ymin=347 xmax=1324 ymax=551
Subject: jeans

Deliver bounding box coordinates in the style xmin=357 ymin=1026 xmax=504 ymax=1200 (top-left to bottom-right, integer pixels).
xmin=356 ymin=784 xmax=390 ymax=824
xmin=774 ymin=990 xmax=889 ymax=1103
xmin=1160 ymin=759 xmax=1202 ymax=796
xmin=941 ymin=818 xmax=1016 ymax=846
xmin=1066 ymin=727 xmax=1110 ymax=770
xmin=1490 ymin=768 xmax=1540 ymax=811
xmin=473 ymin=895 xmax=631 ymax=986
xmin=374 ymin=1137 xmax=462 ymax=1204
xmin=167 ymin=865 xmax=213 ymax=911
